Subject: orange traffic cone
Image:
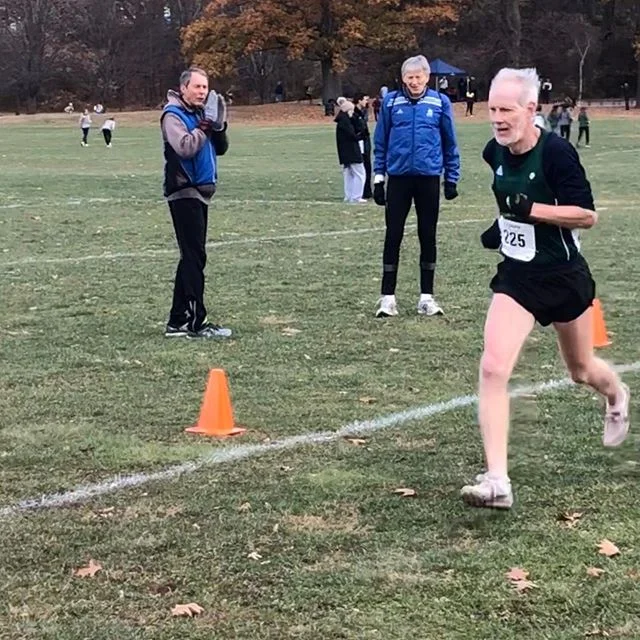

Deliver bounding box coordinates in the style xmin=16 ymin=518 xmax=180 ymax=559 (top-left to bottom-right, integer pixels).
xmin=185 ymin=369 xmax=246 ymax=437
xmin=592 ymin=298 xmax=611 ymax=348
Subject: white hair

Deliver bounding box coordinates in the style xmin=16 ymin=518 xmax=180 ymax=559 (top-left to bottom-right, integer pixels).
xmin=401 ymin=55 xmax=431 ymax=77
xmin=490 ymin=67 xmax=540 ymax=105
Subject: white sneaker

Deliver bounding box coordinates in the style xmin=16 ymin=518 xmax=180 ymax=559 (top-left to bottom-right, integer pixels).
xmin=461 ymin=472 xmax=513 ymax=509
xmin=603 ymin=383 xmax=630 ymax=447
xmin=417 ymin=295 xmax=443 ymax=316
xmin=375 ymin=296 xmax=398 ymax=318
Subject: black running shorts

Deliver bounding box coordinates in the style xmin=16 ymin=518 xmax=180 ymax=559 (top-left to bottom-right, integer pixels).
xmin=489 ymin=255 xmax=595 ymax=326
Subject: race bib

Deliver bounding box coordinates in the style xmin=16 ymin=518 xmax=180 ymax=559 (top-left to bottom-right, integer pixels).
xmin=498 ymin=216 xmax=536 ymax=261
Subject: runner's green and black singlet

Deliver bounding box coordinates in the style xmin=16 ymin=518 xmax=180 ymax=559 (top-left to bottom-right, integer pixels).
xmin=483 ymin=130 xmax=595 ymax=267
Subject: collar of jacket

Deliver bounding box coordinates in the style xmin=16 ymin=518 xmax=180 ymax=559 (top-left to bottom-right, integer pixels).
xmin=401 ymin=85 xmax=428 ymax=103
xmin=165 ymin=89 xmax=200 ymax=114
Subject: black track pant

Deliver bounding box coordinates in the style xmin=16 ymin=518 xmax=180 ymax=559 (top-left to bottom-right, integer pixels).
xmin=82 ymin=127 xmax=89 ymax=144
xmin=102 ymin=129 xmax=112 ymax=145
xmin=168 ymin=198 xmax=209 ymax=331
xmin=577 ymin=126 xmax=590 ymax=145
xmin=381 ymin=175 xmax=440 ymax=295
xmin=362 ymin=144 xmax=373 ymax=199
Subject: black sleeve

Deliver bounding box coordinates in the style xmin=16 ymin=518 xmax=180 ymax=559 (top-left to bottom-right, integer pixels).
xmin=482 ymin=139 xmax=496 ymax=167
xmin=542 ymin=134 xmax=595 ymax=210
xmin=210 ymin=127 xmax=229 ymax=156
xmin=337 ymin=116 xmax=358 ymax=141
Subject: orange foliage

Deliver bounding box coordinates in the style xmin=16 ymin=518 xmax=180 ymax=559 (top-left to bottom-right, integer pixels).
xmin=181 ymin=0 xmax=466 ymax=78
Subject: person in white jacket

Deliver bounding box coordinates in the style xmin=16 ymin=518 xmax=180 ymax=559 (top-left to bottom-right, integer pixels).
xmin=101 ymin=117 xmax=116 ymax=147
xmin=79 ymin=109 xmax=92 ymax=146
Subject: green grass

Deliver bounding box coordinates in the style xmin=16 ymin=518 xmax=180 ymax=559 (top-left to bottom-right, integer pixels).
xmin=1 ymin=115 xmax=640 ymax=639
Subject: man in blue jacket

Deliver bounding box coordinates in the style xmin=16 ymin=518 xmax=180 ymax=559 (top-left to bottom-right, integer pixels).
xmin=373 ymin=55 xmax=461 ymax=317
xmin=161 ymin=67 xmax=231 ymax=339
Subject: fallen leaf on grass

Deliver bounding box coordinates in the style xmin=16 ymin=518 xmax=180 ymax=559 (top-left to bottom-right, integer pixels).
xmin=626 ymin=569 xmax=640 ymax=580
xmin=358 ymin=396 xmax=376 ymax=404
xmin=505 ymin=567 xmax=529 ymax=582
xmin=558 ymin=511 xmax=584 ymax=528
xmin=281 ymin=327 xmax=301 ymax=336
xmin=344 ymin=437 xmax=367 ymax=446
xmin=388 ymin=348 xmax=400 ymax=353
xmin=393 ymin=488 xmax=417 ymax=498
xmin=597 ymin=539 xmax=620 ymax=557
xmin=584 ymin=625 xmax=611 ymax=637
xmin=586 ymin=567 xmax=605 ymax=578
xmin=171 ymin=602 xmax=204 ymax=617
xmin=73 ymin=559 xmax=102 ymax=578
xmin=238 ymin=502 xmax=251 ymax=512
xmin=512 ymin=579 xmax=537 ymax=592
xmin=247 ymin=551 xmax=263 ymax=561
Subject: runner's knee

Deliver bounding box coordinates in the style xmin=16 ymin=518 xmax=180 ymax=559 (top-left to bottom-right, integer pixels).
xmin=480 ymin=352 xmax=511 ymax=385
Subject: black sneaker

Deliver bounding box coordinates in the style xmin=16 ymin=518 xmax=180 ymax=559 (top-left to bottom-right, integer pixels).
xmin=165 ymin=323 xmax=189 ymax=338
xmin=187 ymin=323 xmax=232 ymax=339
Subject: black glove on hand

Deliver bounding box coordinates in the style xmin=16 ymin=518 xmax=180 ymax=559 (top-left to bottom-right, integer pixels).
xmin=480 ymin=219 xmax=501 ymax=250
xmin=373 ymin=182 xmax=386 ymax=206
xmin=197 ymin=119 xmax=213 ymax=133
xmin=443 ymin=181 xmax=458 ymax=201
xmin=500 ymin=192 xmax=533 ymax=220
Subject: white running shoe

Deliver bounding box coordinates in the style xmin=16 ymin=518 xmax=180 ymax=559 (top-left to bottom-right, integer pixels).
xmin=603 ymin=382 xmax=630 ymax=447
xmin=375 ymin=296 xmax=398 ymax=318
xmin=460 ymin=472 xmax=513 ymax=509
xmin=417 ymin=295 xmax=444 ymax=316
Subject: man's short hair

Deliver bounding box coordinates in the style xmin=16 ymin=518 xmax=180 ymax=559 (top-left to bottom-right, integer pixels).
xmin=401 ymin=55 xmax=431 ymax=77
xmin=179 ymin=66 xmax=208 ymax=88
xmin=491 ymin=68 xmax=540 ymax=106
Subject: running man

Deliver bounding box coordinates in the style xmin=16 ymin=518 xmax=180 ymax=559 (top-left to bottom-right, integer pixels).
xmin=461 ymin=67 xmax=630 ymax=509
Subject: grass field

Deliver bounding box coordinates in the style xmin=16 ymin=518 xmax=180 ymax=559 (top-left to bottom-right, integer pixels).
xmin=1 ymin=112 xmax=640 ymax=639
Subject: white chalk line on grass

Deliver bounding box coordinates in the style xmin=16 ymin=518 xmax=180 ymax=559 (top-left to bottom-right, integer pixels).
xmin=1 ymin=195 xmax=636 ymax=210
xmin=2 ymin=361 xmax=638 ymax=520
xmin=0 ymin=218 xmax=485 ymax=268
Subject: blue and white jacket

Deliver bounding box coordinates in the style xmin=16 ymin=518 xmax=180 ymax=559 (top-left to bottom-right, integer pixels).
xmin=373 ymin=88 xmax=460 ymax=182
xmin=161 ymin=90 xmax=228 ymax=201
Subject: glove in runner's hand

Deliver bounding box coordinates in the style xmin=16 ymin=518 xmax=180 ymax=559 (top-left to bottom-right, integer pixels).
xmin=373 ymin=182 xmax=385 ymax=206
xmin=480 ymin=219 xmax=501 ymax=249
xmin=204 ymin=90 xmax=227 ymax=131
xmin=498 ymin=192 xmax=533 ymax=220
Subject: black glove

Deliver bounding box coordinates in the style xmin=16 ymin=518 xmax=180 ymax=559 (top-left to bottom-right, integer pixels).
xmin=443 ymin=181 xmax=458 ymax=201
xmin=197 ymin=119 xmax=214 ymax=133
xmin=480 ymin=219 xmax=501 ymax=250
xmin=499 ymin=192 xmax=533 ymax=220
xmin=373 ymin=182 xmax=386 ymax=206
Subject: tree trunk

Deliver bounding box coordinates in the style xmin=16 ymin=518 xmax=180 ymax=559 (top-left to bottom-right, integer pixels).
xmin=502 ymin=0 xmax=521 ymax=66
xmin=321 ymin=58 xmax=342 ymax=103
xmin=636 ymin=50 xmax=640 ymax=107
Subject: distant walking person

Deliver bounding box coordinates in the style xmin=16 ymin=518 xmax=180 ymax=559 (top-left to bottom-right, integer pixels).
xmin=576 ymin=107 xmax=590 ymax=148
xmin=558 ymin=105 xmax=572 ymax=141
xmin=465 ymin=88 xmax=476 ymax=116
xmin=352 ymin=93 xmax=373 ymax=199
xmin=622 ymin=82 xmax=630 ymax=110
xmin=101 ymin=117 xmax=116 ymax=147
xmin=161 ymin=66 xmax=232 ymax=339
xmin=79 ymin=109 xmax=92 ymax=146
